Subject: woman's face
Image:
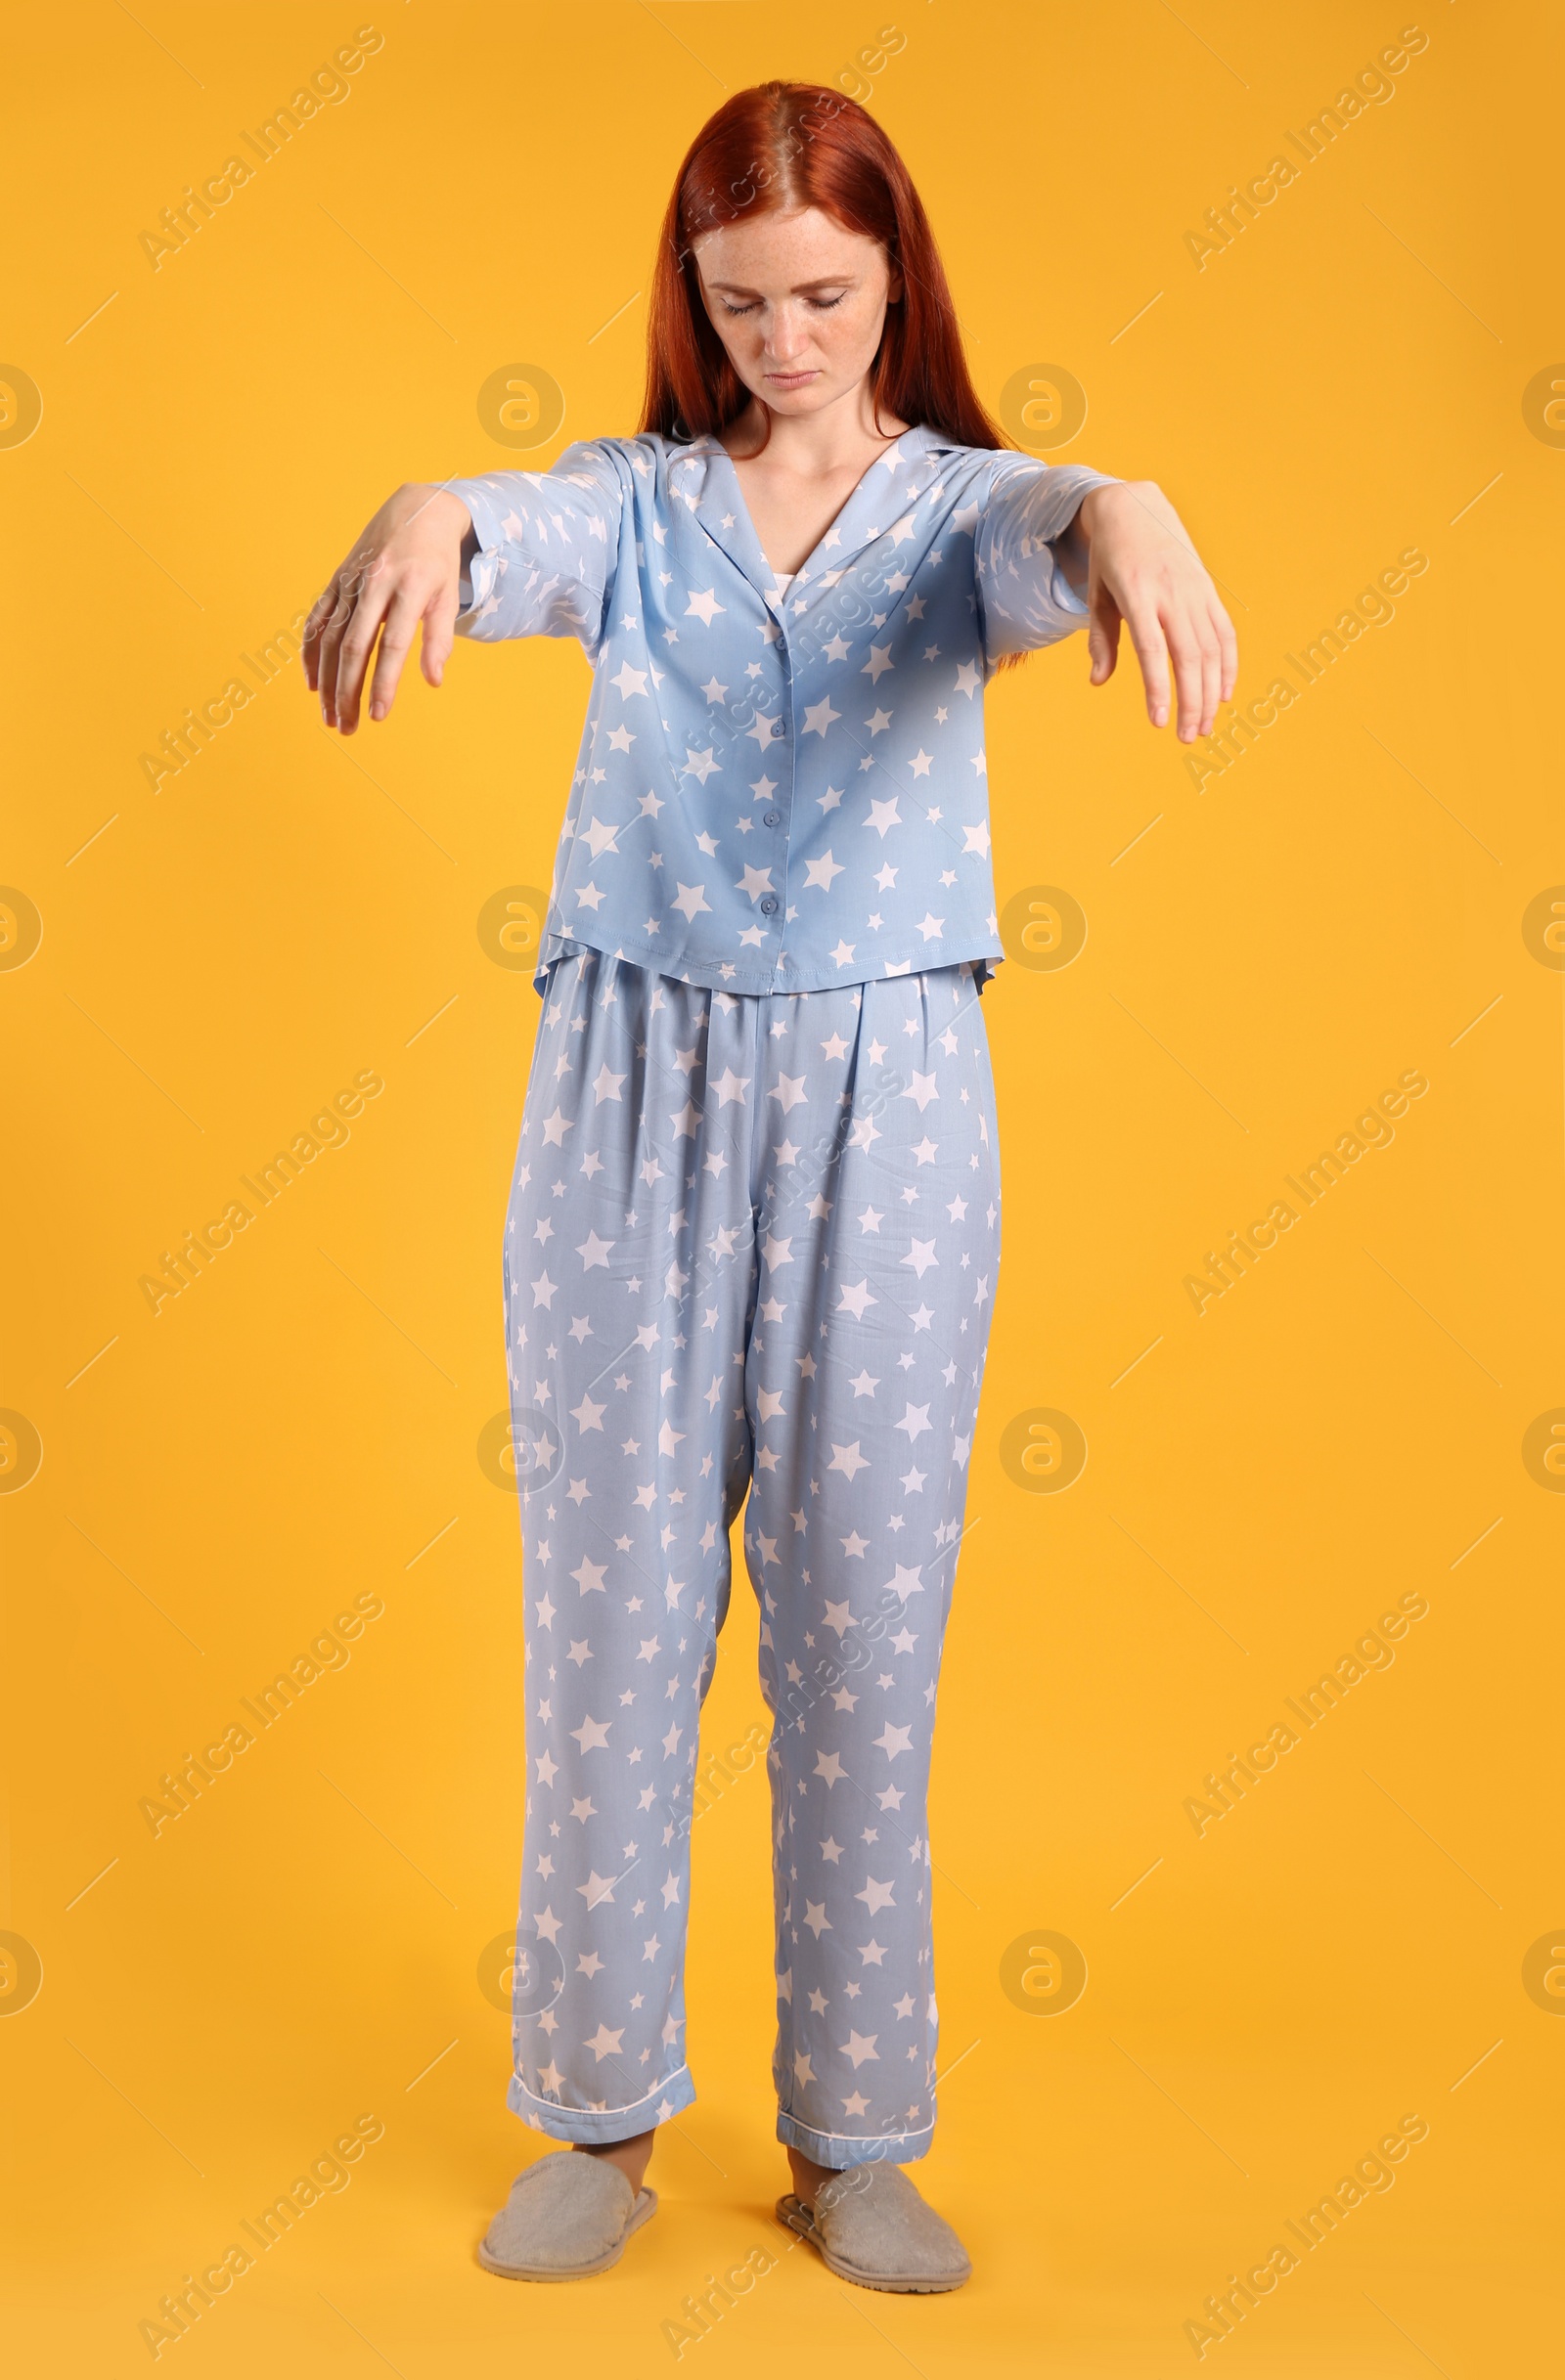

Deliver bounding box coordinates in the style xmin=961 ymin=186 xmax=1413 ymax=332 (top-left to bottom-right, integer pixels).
xmin=692 ymin=204 xmax=902 ymax=419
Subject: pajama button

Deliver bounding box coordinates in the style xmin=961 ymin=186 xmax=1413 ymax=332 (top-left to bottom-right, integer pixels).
xmin=760 ymin=897 xmax=779 ymax=914
xmin=764 ymin=811 xmax=781 ymax=827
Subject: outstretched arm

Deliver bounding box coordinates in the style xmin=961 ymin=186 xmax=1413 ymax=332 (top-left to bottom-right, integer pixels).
xmin=304 ymin=442 xmax=625 ymax=735
xmin=975 ymin=459 xmax=1236 ymax=741
xmin=1055 ymin=480 xmax=1236 ymax=741
xmin=304 ymin=483 xmax=474 ymax=734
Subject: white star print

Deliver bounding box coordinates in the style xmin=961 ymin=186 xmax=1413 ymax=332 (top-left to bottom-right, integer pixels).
xmin=462 ymin=417 xmax=1067 ymax=1005
xmin=473 ymin=440 xmax=1095 ymax=2128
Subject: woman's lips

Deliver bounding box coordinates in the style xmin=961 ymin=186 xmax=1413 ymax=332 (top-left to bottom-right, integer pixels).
xmin=766 ymin=369 xmax=819 ymax=386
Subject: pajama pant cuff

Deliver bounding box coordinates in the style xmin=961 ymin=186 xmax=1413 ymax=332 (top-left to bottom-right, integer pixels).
xmin=775 ymin=2108 xmax=935 ymax=2170
xmin=507 ymin=2062 xmax=696 ymax=2144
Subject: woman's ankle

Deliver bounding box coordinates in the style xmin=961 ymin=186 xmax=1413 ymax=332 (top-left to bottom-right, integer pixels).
xmin=786 ymin=2145 xmax=839 ymax=2206
xmin=575 ymin=2129 xmax=656 ymax=2193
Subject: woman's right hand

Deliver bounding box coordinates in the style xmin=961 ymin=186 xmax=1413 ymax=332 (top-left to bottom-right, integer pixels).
xmin=303 ymin=483 xmax=475 ymax=733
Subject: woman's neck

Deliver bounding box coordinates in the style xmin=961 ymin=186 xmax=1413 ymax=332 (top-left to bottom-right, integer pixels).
xmin=718 ymin=385 xmax=911 ymax=477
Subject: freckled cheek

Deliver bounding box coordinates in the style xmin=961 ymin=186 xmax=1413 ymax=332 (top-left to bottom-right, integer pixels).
xmin=838 ymin=310 xmax=882 ymax=371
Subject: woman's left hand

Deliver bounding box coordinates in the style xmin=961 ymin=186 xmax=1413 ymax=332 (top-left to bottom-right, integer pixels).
xmin=1065 ymin=481 xmax=1237 ymax=742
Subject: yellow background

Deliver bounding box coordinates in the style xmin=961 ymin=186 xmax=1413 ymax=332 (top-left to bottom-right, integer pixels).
xmin=3 ymin=3 xmax=1559 ymax=2370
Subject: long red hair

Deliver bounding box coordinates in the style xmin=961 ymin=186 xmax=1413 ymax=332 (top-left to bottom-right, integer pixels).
xmin=639 ymin=81 xmax=1007 ymax=456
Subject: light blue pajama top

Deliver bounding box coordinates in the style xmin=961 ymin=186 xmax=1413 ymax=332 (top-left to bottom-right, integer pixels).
xmin=447 ymin=424 xmax=1114 ymax=996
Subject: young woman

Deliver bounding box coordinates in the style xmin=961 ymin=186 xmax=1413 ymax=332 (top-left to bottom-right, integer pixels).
xmin=305 ymin=80 xmax=1234 ymax=2296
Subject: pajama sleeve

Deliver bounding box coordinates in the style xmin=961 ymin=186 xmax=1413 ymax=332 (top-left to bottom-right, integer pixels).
xmin=974 ymin=454 xmax=1121 ymax=661
xmin=444 ymin=438 xmax=626 ymax=658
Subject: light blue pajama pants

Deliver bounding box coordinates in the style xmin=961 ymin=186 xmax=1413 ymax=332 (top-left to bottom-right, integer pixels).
xmin=500 ymin=944 xmax=1001 ymax=2169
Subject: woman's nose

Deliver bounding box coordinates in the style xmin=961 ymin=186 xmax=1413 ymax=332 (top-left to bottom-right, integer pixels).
xmin=763 ymin=305 xmax=810 ymax=363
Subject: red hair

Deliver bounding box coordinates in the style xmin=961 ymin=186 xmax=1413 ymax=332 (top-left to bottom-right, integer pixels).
xmin=640 ymin=81 xmax=1007 ymax=455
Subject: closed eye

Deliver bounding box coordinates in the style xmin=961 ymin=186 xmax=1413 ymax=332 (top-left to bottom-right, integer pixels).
xmin=719 ymin=293 xmax=849 ymax=317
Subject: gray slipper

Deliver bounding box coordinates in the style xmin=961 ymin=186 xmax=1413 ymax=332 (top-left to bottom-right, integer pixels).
xmin=478 ymin=2151 xmax=657 ymax=2281
xmin=776 ymin=2163 xmax=971 ymax=2293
